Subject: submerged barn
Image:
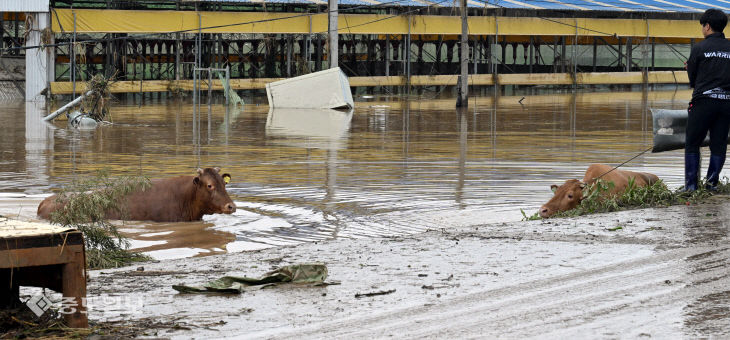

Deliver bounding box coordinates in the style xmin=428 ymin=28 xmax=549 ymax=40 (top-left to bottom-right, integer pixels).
xmin=0 ymin=0 xmax=727 ymax=100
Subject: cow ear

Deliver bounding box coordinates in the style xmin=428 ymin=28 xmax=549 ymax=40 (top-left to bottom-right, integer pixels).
xmin=213 ymin=167 xmax=221 ymax=173
xmin=550 ymin=185 xmax=558 ymax=193
xmin=222 ymin=173 xmax=231 ymax=185
xmin=193 ymin=176 xmax=200 ymax=185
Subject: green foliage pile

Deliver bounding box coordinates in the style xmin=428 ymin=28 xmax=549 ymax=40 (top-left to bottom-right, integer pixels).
xmin=49 ymin=170 xmax=151 ymax=269
xmin=522 ymin=177 xmax=730 ymax=221
xmin=82 ymin=73 xmax=115 ymax=121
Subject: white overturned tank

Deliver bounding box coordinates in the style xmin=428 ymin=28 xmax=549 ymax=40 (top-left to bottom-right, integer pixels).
xmin=67 ymin=110 xmax=98 ymax=130
xmin=266 ymin=68 xmax=354 ymax=110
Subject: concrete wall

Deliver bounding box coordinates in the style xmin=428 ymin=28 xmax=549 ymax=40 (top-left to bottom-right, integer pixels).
xmin=0 ymin=81 xmax=23 ymax=100
xmin=0 ymin=57 xmax=24 ymax=99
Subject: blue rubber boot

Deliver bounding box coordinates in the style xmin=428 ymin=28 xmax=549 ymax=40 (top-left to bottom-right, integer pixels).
xmin=705 ymin=154 xmax=725 ymax=191
xmin=685 ymin=152 xmax=700 ymax=192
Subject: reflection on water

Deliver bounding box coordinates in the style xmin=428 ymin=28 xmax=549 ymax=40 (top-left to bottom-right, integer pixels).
xmin=0 ymin=88 xmax=699 ymax=257
xmin=266 ymin=108 xmax=353 ymax=150
xmin=119 ymin=221 xmax=235 ymax=260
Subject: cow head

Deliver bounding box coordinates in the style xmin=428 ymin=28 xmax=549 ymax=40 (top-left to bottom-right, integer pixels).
xmin=193 ymin=167 xmax=236 ymax=215
xmin=539 ymin=179 xmax=585 ymax=218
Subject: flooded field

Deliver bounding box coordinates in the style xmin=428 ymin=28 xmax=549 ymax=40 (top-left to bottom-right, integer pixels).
xmin=0 ymin=88 xmax=698 ymax=259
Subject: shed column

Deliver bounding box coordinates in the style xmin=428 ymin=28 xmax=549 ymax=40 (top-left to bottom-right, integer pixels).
xmin=26 ymin=12 xmax=53 ymax=102
xmin=385 ymin=34 xmax=390 ymax=77
xmin=328 ymin=0 xmax=338 ymax=68
xmin=456 ymin=0 xmax=468 ymax=107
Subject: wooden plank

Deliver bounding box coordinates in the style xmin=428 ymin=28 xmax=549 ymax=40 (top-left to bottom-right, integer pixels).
xmin=50 ymin=71 xmax=691 ymax=95
xmin=499 ymin=73 xmax=573 ymax=85
xmin=361 ymin=89 xmax=692 ymax=111
xmin=62 ymin=248 xmax=88 ymax=328
xmin=349 ymin=76 xmax=404 ymax=87
xmin=0 ymin=233 xmax=83 ymax=251
xmin=410 ymin=75 xmax=460 ymax=86
xmin=647 ymin=70 xmax=689 ymax=84
xmin=470 ymin=74 xmax=496 ymax=86
xmin=577 ymin=72 xmax=643 ymax=84
xmin=229 ymin=78 xmax=283 ymax=89
xmin=0 ymin=245 xmax=82 ymax=268
xmin=0 ymin=218 xmax=76 ymax=239
xmin=51 ymin=78 xmax=285 ymax=95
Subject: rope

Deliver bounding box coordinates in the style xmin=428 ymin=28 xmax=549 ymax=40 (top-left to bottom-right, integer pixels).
xmin=594 ymin=145 xmax=654 ymax=180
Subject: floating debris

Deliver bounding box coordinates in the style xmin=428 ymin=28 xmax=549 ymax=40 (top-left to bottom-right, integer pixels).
xmin=355 ymin=289 xmax=396 ymax=298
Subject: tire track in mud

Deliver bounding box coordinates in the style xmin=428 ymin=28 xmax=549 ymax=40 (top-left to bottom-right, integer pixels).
xmin=255 ymin=247 xmax=730 ymax=339
xmin=524 ymin=251 xmax=730 ymax=339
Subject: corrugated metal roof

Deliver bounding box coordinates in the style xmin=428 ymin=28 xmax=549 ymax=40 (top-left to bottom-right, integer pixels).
xmin=193 ymin=0 xmax=729 ymax=11
xmin=0 ymin=0 xmax=49 ymax=12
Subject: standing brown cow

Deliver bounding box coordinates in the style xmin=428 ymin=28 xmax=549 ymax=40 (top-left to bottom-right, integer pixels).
xmin=539 ymin=164 xmax=660 ymax=218
xmin=37 ymin=168 xmax=236 ymax=222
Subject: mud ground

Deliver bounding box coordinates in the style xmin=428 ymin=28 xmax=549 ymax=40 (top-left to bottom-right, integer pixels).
xmin=25 ymin=197 xmax=730 ymax=338
xmin=74 ymin=195 xmax=730 ymax=339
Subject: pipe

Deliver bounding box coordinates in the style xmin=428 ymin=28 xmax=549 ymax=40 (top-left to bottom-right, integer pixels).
xmin=43 ymin=90 xmax=93 ymax=122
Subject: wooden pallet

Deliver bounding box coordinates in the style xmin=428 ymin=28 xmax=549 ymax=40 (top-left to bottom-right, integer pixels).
xmin=0 ymin=218 xmax=88 ymax=328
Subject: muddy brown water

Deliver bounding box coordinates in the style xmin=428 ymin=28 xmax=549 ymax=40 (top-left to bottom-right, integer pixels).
xmin=0 ymin=88 xmax=700 ymax=259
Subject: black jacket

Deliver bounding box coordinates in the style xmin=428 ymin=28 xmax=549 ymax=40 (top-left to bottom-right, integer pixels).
xmin=687 ymin=32 xmax=730 ymax=100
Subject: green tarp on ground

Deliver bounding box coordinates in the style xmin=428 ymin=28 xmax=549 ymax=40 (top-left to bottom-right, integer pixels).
xmin=172 ymin=263 xmax=330 ymax=294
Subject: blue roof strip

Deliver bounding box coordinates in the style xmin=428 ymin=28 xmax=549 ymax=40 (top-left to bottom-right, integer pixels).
xmin=660 ymin=0 xmax=729 ymax=11
xmin=691 ymin=0 xmax=730 ymax=10
xmin=560 ymin=0 xmax=631 ymax=9
xmin=479 ymin=0 xmax=536 ymax=8
xmin=645 ymin=0 xmax=700 ymax=11
xmin=611 ymin=0 xmax=667 ymax=11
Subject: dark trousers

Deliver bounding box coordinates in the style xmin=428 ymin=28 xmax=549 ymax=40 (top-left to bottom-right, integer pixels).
xmin=686 ymin=97 xmax=730 ymax=156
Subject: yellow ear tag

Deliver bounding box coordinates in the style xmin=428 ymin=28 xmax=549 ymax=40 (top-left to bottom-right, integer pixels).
xmin=223 ymin=175 xmax=231 ymax=184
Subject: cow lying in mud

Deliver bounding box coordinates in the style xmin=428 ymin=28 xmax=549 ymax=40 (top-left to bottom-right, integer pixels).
xmin=37 ymin=167 xmax=236 ymax=222
xmin=539 ymin=164 xmax=660 ymax=218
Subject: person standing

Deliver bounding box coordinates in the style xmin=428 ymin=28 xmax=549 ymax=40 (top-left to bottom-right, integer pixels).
xmin=685 ymin=9 xmax=730 ymax=191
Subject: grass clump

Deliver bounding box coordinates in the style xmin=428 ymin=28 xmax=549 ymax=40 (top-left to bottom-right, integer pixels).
xmin=520 ymin=209 xmax=542 ymax=221
xmin=523 ymin=177 xmax=730 ymax=221
xmin=49 ymin=170 xmax=151 ymax=269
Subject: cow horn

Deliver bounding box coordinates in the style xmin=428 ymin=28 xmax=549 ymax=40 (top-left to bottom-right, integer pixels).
xmin=213 ymin=167 xmax=221 ymax=173
xmin=197 ymin=168 xmax=204 ymax=175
